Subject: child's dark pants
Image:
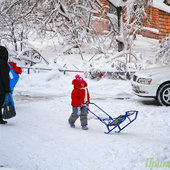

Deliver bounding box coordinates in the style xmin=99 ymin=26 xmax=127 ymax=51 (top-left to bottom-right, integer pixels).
xmin=69 ymin=107 xmax=87 ymax=126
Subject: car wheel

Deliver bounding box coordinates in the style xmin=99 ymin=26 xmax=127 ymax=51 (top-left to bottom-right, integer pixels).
xmin=157 ymin=83 xmax=170 ymax=106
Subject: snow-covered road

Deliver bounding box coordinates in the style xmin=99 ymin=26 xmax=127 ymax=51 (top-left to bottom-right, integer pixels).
xmin=0 ymin=72 xmax=170 ymax=170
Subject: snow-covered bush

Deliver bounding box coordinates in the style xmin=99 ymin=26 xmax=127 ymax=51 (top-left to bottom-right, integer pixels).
xmin=84 ymin=54 xmax=138 ymax=80
xmin=45 ymin=67 xmax=63 ymax=82
xmin=155 ymin=34 xmax=170 ymax=65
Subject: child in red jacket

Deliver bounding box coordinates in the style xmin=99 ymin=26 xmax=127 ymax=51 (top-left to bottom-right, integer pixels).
xmin=68 ymin=75 xmax=90 ymax=130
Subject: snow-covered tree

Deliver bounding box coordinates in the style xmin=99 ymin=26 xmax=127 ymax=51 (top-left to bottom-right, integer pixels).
xmin=107 ymin=0 xmax=152 ymax=52
xmin=0 ymin=0 xmax=102 ymax=62
xmin=0 ymin=0 xmax=39 ymax=52
xmin=156 ymin=34 xmax=170 ymax=65
xmin=0 ymin=0 xmax=153 ymax=65
xmin=101 ymin=0 xmax=152 ymax=67
xmin=35 ymin=0 xmax=103 ymax=52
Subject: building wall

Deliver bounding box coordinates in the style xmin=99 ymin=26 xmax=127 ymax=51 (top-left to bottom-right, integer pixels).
xmin=158 ymin=9 xmax=170 ymax=38
xmin=92 ymin=0 xmax=109 ymax=35
xmin=92 ymin=18 xmax=109 ymax=35
xmin=142 ymin=6 xmax=170 ymax=39
xmin=94 ymin=1 xmax=170 ymax=39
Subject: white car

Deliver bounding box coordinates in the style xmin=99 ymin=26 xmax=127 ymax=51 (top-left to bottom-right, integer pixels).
xmin=131 ymin=66 xmax=170 ymax=106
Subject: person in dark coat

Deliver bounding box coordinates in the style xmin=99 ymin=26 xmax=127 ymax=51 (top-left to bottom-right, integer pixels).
xmin=0 ymin=45 xmax=11 ymax=124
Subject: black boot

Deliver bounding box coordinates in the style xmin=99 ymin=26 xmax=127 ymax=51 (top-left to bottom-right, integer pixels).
xmin=0 ymin=120 xmax=7 ymax=124
xmin=0 ymin=111 xmax=7 ymax=124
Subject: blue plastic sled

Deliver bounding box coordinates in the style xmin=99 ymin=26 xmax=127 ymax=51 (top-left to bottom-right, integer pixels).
xmin=83 ymin=103 xmax=138 ymax=134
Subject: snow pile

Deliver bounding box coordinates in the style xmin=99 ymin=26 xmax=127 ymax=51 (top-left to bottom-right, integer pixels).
xmin=45 ymin=68 xmax=62 ymax=81
xmin=17 ymin=69 xmax=73 ymax=99
xmin=46 ymin=67 xmax=63 ymax=81
xmin=142 ymin=27 xmax=159 ymax=33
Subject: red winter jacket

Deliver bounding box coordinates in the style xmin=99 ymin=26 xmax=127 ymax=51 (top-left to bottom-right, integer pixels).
xmin=71 ymin=79 xmax=90 ymax=107
xmin=8 ymin=62 xmax=22 ymax=74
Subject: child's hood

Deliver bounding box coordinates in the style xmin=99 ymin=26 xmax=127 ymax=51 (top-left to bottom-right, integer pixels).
xmin=72 ymin=79 xmax=87 ymax=89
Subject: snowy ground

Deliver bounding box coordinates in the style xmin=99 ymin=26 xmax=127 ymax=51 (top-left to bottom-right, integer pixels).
xmin=0 ymin=36 xmax=170 ymax=170
xmin=1 ymin=72 xmax=170 ymax=170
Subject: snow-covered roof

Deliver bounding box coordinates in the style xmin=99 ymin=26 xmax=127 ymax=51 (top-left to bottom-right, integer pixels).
xmin=108 ymin=0 xmax=170 ymax=13
xmin=151 ymin=0 xmax=170 ymax=13
xmin=108 ymin=0 xmax=125 ymax=7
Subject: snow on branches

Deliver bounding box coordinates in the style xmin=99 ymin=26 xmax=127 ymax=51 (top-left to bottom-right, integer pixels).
xmin=156 ymin=34 xmax=170 ymax=65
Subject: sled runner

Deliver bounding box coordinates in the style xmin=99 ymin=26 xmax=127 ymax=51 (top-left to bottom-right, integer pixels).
xmin=82 ymin=103 xmax=138 ymax=134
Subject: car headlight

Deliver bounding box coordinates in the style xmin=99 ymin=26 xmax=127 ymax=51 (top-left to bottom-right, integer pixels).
xmin=137 ymin=78 xmax=152 ymax=84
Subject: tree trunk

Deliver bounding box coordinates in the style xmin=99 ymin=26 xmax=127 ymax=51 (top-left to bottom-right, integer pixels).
xmin=11 ymin=23 xmax=18 ymax=51
xmin=117 ymin=7 xmax=122 ymax=32
xmin=116 ymin=7 xmax=124 ymax=52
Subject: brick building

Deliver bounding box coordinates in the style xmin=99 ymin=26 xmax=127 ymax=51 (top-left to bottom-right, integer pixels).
xmin=94 ymin=0 xmax=170 ymax=40
xmin=141 ymin=0 xmax=170 ymax=39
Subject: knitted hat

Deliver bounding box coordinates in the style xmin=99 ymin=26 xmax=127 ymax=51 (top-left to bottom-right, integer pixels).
xmin=75 ymin=74 xmax=86 ymax=84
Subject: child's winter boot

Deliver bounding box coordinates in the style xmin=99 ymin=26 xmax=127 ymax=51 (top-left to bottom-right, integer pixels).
xmin=69 ymin=123 xmax=75 ymax=128
xmin=82 ymin=125 xmax=88 ymax=130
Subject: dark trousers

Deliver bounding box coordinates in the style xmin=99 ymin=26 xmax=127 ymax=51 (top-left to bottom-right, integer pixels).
xmin=68 ymin=107 xmax=87 ymax=126
xmin=0 ymin=94 xmax=5 ymax=121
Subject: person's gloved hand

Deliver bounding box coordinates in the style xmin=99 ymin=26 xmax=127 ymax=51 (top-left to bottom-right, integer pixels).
xmin=77 ymin=106 xmax=81 ymax=116
xmin=85 ymin=104 xmax=89 ymax=114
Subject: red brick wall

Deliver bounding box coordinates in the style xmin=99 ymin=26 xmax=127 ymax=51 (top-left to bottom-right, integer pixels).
xmin=92 ymin=18 xmax=109 ymax=35
xmin=95 ymin=0 xmax=108 ymax=18
xmin=93 ymin=0 xmax=109 ymax=35
xmin=158 ymin=9 xmax=170 ymax=38
xmin=136 ymin=29 xmax=161 ymax=39
xmin=142 ymin=6 xmax=170 ymax=39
